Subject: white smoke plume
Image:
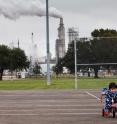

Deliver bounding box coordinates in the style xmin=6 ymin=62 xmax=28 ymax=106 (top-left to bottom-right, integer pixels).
xmin=0 ymin=0 xmax=62 ymax=20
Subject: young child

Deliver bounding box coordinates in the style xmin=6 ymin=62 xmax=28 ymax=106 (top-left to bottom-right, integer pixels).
xmin=100 ymin=82 xmax=117 ymax=116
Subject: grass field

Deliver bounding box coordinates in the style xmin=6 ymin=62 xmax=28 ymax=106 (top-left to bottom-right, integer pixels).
xmin=0 ymin=78 xmax=117 ymax=90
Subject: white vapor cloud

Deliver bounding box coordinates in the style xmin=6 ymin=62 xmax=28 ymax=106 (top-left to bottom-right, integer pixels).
xmin=0 ymin=0 xmax=62 ymax=20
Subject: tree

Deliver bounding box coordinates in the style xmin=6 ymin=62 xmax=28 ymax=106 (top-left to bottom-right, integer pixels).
xmin=0 ymin=45 xmax=10 ymax=80
xmin=53 ymin=58 xmax=63 ymax=76
xmin=62 ymin=42 xmax=75 ymax=73
xmin=10 ymin=48 xmax=28 ymax=71
xmin=33 ymin=62 xmax=41 ymax=76
xmin=0 ymin=46 xmax=28 ymax=80
xmin=90 ymin=29 xmax=117 ymax=78
xmin=91 ymin=29 xmax=117 ymax=37
xmin=63 ymin=41 xmax=91 ymax=74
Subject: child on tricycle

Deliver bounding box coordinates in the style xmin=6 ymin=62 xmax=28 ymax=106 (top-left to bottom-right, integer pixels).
xmin=100 ymin=82 xmax=117 ymax=118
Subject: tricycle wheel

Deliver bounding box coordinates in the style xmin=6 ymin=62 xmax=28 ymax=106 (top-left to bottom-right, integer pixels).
xmin=112 ymin=108 xmax=116 ymax=118
xmin=102 ymin=109 xmax=104 ymax=117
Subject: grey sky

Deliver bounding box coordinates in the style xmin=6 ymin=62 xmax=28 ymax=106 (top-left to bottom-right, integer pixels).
xmin=0 ymin=0 xmax=117 ymax=58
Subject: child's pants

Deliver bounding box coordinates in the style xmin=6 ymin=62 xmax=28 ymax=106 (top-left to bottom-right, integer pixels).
xmin=104 ymin=97 xmax=112 ymax=112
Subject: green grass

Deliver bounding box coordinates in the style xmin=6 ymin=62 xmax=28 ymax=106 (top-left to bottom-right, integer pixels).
xmin=0 ymin=78 xmax=117 ymax=90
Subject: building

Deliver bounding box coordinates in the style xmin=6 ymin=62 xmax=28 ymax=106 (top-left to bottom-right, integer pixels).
xmin=55 ymin=18 xmax=65 ymax=63
xmin=68 ymin=28 xmax=79 ymax=44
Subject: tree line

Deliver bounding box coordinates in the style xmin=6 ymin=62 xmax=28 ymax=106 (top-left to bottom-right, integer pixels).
xmin=54 ymin=29 xmax=117 ymax=78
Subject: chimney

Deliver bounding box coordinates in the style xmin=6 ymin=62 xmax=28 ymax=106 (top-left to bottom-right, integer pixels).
xmin=60 ymin=18 xmax=64 ymax=26
xmin=32 ymin=32 xmax=34 ymax=43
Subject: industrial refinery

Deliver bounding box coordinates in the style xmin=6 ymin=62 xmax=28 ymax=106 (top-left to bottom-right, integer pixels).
xmin=55 ymin=18 xmax=66 ymax=63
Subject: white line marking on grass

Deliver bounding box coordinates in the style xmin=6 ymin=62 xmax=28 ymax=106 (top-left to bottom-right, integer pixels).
xmin=85 ymin=91 xmax=100 ymax=101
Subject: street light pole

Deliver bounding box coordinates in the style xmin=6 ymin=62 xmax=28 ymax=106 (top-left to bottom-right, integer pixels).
xmin=73 ymin=28 xmax=79 ymax=89
xmin=46 ymin=0 xmax=51 ymax=85
xmin=74 ymin=37 xmax=77 ymax=89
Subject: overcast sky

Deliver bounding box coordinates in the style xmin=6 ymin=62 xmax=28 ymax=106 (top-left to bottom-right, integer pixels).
xmin=0 ymin=0 xmax=117 ymax=58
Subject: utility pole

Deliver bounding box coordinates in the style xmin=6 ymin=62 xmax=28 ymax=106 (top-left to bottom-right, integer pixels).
xmin=74 ymin=37 xmax=77 ymax=89
xmin=46 ymin=0 xmax=51 ymax=85
xmin=68 ymin=28 xmax=78 ymax=89
xmin=74 ymin=28 xmax=79 ymax=89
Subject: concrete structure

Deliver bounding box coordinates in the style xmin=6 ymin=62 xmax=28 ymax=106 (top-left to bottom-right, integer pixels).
xmin=68 ymin=28 xmax=79 ymax=44
xmin=29 ymin=33 xmax=39 ymax=75
xmin=30 ymin=33 xmax=38 ymax=65
xmin=38 ymin=56 xmax=56 ymax=75
xmin=56 ymin=18 xmax=65 ymax=63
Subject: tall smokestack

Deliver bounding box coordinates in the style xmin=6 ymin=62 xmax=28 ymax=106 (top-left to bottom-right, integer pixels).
xmin=18 ymin=39 xmax=19 ymax=48
xmin=56 ymin=17 xmax=65 ymax=64
xmin=60 ymin=18 xmax=63 ymax=25
xmin=32 ymin=32 xmax=34 ymax=43
xmin=58 ymin=18 xmax=65 ymax=40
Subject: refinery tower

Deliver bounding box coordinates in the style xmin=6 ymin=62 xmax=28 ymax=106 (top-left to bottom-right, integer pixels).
xmin=55 ymin=18 xmax=65 ymax=63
